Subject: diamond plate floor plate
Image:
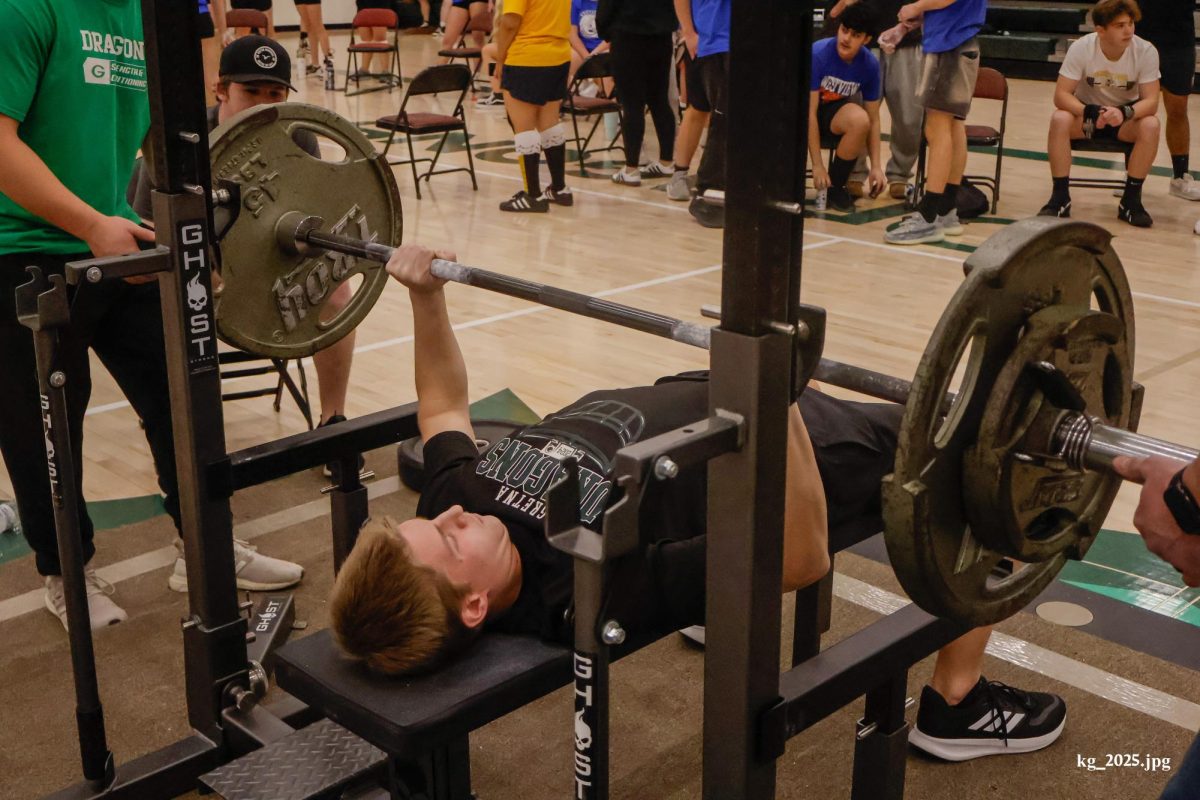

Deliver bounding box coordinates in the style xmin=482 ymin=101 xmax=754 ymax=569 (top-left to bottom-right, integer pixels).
xmin=201 ymin=718 xmax=387 ymax=800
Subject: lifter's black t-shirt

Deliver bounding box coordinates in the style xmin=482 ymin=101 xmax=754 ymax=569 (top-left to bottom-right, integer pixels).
xmin=417 ymin=378 xmax=901 ymax=645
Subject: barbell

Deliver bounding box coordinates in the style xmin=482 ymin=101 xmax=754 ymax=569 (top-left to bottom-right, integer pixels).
xmin=208 ymin=102 xmax=1198 ymax=627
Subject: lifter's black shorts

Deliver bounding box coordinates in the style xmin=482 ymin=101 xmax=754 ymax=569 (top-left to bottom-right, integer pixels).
xmin=1157 ymin=45 xmax=1196 ymax=96
xmin=198 ymin=10 xmax=215 ymax=38
xmin=680 ymin=49 xmax=711 ymax=112
xmin=295 ymin=0 xmax=322 ymax=6
xmin=232 ymin=0 xmax=272 ymax=10
xmin=502 ymin=62 xmax=570 ymax=105
xmin=356 ymin=0 xmax=391 ymax=8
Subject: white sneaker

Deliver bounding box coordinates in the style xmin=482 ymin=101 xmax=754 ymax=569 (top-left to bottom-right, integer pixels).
xmin=168 ymin=539 xmax=304 ymax=593
xmin=1170 ymin=174 xmax=1200 ymax=200
xmin=611 ymin=168 xmax=642 ymax=186
xmin=884 ymin=212 xmax=945 ymax=245
xmin=44 ymin=565 xmax=127 ymax=631
xmin=679 ymin=625 xmax=706 ymax=646
xmin=936 ymin=209 xmax=964 ymax=236
xmin=667 ymin=170 xmax=691 ymax=201
xmin=639 ymin=161 xmax=672 ymax=179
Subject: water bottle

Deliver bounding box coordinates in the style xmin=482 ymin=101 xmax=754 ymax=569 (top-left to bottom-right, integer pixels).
xmin=324 ymin=55 xmax=335 ymax=91
xmin=0 ymin=502 xmax=19 ymax=535
xmin=814 ymin=189 xmax=828 ymax=211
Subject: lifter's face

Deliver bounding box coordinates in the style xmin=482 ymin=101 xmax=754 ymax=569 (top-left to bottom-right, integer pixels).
xmin=1097 ymin=15 xmax=1136 ymax=49
xmin=837 ymin=25 xmax=872 ymax=61
xmin=394 ymin=506 xmax=521 ymax=624
xmin=215 ymin=81 xmax=290 ymax=122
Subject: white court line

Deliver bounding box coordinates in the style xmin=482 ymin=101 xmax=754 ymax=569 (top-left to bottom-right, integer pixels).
xmin=0 ymin=477 xmax=401 ymax=625
xmin=1070 ymin=558 xmax=1185 ymax=593
xmin=834 ymin=573 xmax=1200 ymax=731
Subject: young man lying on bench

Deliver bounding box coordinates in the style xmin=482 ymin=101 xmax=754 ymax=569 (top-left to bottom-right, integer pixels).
xmin=330 ymin=244 xmax=1068 ymax=762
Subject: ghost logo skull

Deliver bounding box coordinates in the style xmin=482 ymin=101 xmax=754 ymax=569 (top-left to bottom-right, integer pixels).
xmin=187 ymin=273 xmax=209 ymax=312
xmin=574 ymin=709 xmax=592 ymax=751
xmin=254 ymin=46 xmax=279 ymax=70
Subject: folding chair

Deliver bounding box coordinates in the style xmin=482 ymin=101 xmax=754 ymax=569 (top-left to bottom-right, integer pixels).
xmin=562 ymin=53 xmax=623 ymax=176
xmin=225 ymin=8 xmax=269 ymax=36
xmin=345 ymin=8 xmax=403 ymax=97
xmin=1066 ymin=138 xmax=1134 ymax=192
xmin=913 ymin=66 xmax=1010 ymax=213
xmin=376 ymin=64 xmax=478 ymax=199
xmin=437 ymin=9 xmax=494 ymax=89
xmin=218 ymin=351 xmax=314 ymax=430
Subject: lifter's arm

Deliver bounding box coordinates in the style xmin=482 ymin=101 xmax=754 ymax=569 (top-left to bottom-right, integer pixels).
xmin=492 ymin=12 xmax=522 ymax=66
xmin=782 ymin=404 xmax=830 ymax=593
xmin=385 ymin=245 xmax=475 ymax=442
xmin=0 ymin=115 xmax=153 ymax=257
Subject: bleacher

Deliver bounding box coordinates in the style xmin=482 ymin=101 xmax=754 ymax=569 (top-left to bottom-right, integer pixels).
xmin=980 ymin=0 xmax=1200 ymax=81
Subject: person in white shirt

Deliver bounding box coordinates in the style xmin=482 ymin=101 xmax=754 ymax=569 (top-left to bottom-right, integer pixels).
xmin=1038 ymin=0 xmax=1160 ymax=228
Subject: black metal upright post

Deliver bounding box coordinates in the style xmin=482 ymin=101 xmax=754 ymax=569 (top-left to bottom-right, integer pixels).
xmin=703 ymin=0 xmax=813 ymax=798
xmin=140 ymin=0 xmax=248 ymax=741
xmin=16 ymin=273 xmax=114 ymax=790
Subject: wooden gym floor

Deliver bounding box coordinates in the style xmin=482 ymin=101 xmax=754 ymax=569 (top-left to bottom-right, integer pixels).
xmin=1 ymin=31 xmax=1198 ymax=798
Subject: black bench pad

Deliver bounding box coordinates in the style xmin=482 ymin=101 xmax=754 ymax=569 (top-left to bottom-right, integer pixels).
xmin=275 ymin=629 xmax=572 ymax=758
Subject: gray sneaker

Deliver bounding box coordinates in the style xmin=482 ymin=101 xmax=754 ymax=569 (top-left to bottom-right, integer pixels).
xmin=936 ymin=209 xmax=964 ymax=236
xmin=884 ymin=212 xmax=944 ymax=245
xmin=667 ymin=170 xmax=691 ymax=201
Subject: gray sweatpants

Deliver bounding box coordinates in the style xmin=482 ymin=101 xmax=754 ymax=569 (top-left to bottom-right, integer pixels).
xmin=853 ymin=45 xmax=924 ymax=184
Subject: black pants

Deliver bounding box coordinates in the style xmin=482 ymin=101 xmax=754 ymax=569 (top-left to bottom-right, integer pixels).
xmin=695 ymin=51 xmax=728 ymax=193
xmin=0 ymin=253 xmax=181 ymax=576
xmin=609 ymin=31 xmax=677 ymax=168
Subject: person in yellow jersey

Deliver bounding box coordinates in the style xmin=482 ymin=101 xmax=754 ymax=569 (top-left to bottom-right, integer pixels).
xmin=492 ymin=0 xmax=573 ymax=212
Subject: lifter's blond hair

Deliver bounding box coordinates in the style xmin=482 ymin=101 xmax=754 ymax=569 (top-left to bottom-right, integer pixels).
xmin=330 ymin=517 xmax=477 ymax=676
xmin=1092 ymin=0 xmax=1141 ymax=27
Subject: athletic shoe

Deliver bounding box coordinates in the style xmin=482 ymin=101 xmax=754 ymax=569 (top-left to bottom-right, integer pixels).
xmin=1170 ymin=174 xmax=1200 ymax=200
xmin=1037 ymin=199 xmax=1071 ymax=218
xmin=540 ymin=186 xmax=574 ymax=207
xmin=667 ymin=171 xmax=691 ymax=201
xmin=611 ymin=168 xmax=642 ymax=186
xmin=889 ymin=181 xmax=910 ymax=200
xmin=500 ymin=190 xmax=550 ymax=213
xmin=909 ymin=678 xmax=1067 ymax=762
xmin=826 ymin=186 xmax=856 ymax=212
xmin=318 ymin=414 xmax=366 ymax=480
xmin=640 ymin=161 xmax=672 ymax=179
xmin=44 ymin=565 xmax=127 ymax=631
xmin=1118 ymin=200 xmax=1153 ymax=228
xmin=884 ymin=212 xmax=943 ymax=245
xmin=475 ymin=93 xmax=505 ymax=108
xmin=168 ymin=538 xmax=304 ymax=593
xmin=296 ymin=40 xmax=310 ymax=62
xmin=936 ymin=209 xmax=964 ymax=236
xmin=679 ymin=625 xmax=706 ymax=647
xmin=306 ymin=64 xmax=321 ymax=76
xmin=847 ymin=180 xmax=865 ymax=198
xmin=688 ymin=196 xmax=725 ymax=228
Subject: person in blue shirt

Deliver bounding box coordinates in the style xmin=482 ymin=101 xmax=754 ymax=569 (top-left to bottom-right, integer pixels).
xmin=809 ymin=4 xmax=887 ymax=211
xmin=885 ymin=0 xmax=986 ymax=245
xmin=568 ymin=0 xmax=609 ymax=85
xmin=687 ymin=0 xmax=730 ymax=228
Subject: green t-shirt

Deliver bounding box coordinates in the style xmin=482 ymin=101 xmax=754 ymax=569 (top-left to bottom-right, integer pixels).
xmin=0 ymin=0 xmax=149 ymax=255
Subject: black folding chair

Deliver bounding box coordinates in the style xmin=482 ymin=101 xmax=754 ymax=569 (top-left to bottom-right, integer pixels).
xmin=376 ymin=64 xmax=478 ymax=199
xmin=562 ymin=52 xmax=623 ymax=176
xmin=437 ymin=9 xmax=494 ymax=90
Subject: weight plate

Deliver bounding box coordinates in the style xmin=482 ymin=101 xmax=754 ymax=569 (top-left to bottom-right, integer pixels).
xmin=964 ymin=307 xmax=1131 ymax=562
xmin=882 ymin=219 xmax=1135 ymax=627
xmin=209 ymin=102 xmax=402 ymax=359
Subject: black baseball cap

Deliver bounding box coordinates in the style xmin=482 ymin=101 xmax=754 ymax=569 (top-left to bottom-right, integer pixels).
xmin=219 ymin=35 xmax=296 ymax=91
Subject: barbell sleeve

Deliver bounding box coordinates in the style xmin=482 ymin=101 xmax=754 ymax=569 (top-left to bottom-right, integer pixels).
xmin=1056 ymin=414 xmax=1200 ymax=473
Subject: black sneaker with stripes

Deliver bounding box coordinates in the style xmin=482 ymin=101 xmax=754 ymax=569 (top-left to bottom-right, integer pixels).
xmin=540 ymin=186 xmax=573 ymax=206
xmin=909 ymin=678 xmax=1067 ymax=761
xmin=499 ymin=190 xmax=550 ymax=213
